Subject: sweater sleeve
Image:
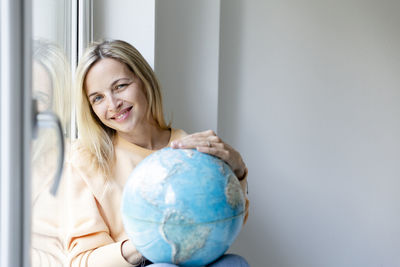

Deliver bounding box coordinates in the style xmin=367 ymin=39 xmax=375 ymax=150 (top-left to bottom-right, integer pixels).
xmin=64 ymin=163 xmax=141 ymax=267
xmin=68 ymin=239 xmax=134 ymax=267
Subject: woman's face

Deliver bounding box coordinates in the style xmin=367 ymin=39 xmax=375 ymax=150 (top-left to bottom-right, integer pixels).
xmin=85 ymin=58 xmax=149 ymax=136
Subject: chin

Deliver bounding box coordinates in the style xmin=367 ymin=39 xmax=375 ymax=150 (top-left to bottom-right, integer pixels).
xmin=116 ymin=124 xmax=138 ymax=134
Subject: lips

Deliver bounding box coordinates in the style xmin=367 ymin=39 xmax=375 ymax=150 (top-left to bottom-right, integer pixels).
xmin=111 ymin=107 xmax=132 ymax=122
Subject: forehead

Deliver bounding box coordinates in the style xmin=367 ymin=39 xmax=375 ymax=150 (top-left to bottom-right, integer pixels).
xmin=85 ymin=58 xmax=133 ymax=92
xmin=33 ymin=61 xmax=52 ymax=93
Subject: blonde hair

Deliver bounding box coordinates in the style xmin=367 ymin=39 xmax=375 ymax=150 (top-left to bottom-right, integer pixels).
xmin=75 ymin=39 xmax=169 ymax=175
xmin=33 ymin=39 xmax=71 ymax=136
xmin=32 ymin=39 xmax=71 ymax=167
xmin=31 ymin=39 xmax=71 ymax=205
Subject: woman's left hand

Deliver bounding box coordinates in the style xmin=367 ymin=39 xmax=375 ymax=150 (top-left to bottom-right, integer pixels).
xmin=170 ymin=130 xmax=247 ymax=180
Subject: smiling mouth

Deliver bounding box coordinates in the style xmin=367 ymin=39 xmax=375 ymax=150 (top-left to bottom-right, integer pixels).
xmin=112 ymin=107 xmax=132 ymax=122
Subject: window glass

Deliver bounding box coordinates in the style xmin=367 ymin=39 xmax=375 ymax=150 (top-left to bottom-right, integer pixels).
xmin=31 ymin=1 xmax=72 ymax=266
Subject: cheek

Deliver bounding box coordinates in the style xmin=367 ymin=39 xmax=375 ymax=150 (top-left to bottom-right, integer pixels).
xmin=133 ymin=90 xmax=148 ymax=108
xmin=91 ymin=104 xmax=107 ymax=120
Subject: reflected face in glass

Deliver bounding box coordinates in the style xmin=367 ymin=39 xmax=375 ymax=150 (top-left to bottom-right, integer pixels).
xmin=33 ymin=61 xmax=52 ymax=112
xmin=85 ymin=58 xmax=149 ymax=136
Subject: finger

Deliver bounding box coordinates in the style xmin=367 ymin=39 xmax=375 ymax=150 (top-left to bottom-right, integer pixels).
xmin=171 ymin=131 xmax=221 ymax=148
xmin=182 ymin=130 xmax=217 ymax=140
xmin=170 ymin=137 xmax=203 ymax=148
xmin=172 ymin=139 xmax=212 ymax=149
xmin=175 ymin=135 xmax=223 ymax=147
xmin=208 ymin=135 xmax=222 ymax=143
xmin=196 ymin=146 xmax=230 ymax=162
xmin=204 ymin=141 xmax=225 ymax=149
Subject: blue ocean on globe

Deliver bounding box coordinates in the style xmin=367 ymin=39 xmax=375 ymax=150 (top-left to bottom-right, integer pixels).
xmin=121 ymin=148 xmax=246 ymax=267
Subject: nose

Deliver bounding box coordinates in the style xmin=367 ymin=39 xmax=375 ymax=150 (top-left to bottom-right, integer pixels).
xmin=107 ymin=95 xmax=122 ymax=112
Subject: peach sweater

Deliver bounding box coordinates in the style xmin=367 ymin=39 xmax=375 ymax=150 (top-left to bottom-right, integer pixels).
xmin=65 ymin=129 xmax=249 ymax=267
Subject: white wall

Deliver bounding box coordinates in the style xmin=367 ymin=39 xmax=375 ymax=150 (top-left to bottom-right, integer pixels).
xmin=93 ymin=0 xmax=155 ymax=67
xmin=219 ymin=0 xmax=400 ymax=266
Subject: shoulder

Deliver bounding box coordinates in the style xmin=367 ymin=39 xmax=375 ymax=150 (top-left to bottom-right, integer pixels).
xmin=171 ymin=128 xmax=188 ymax=141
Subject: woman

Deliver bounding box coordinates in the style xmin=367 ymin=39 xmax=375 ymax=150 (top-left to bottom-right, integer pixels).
xmin=65 ymin=39 xmax=249 ymax=267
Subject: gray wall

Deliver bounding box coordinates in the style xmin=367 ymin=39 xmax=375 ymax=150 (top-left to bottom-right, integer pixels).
xmin=219 ymin=0 xmax=400 ymax=266
xmin=155 ymin=0 xmax=220 ymax=133
xmin=95 ymin=1 xmax=400 ymax=266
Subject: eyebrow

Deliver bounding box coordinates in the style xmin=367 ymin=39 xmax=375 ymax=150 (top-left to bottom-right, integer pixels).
xmin=87 ymin=78 xmax=131 ymax=98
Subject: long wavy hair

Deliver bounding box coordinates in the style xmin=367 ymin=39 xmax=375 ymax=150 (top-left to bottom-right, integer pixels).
xmin=75 ymin=39 xmax=170 ymax=175
xmin=32 ymin=39 xmax=71 ymax=202
xmin=33 ymin=39 xmax=71 ymax=136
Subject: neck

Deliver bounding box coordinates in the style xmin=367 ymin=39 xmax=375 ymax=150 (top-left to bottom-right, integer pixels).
xmin=117 ymin=122 xmax=170 ymax=150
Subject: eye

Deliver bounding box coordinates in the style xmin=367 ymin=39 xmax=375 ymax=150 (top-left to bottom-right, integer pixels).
xmin=34 ymin=91 xmax=50 ymax=105
xmin=91 ymin=95 xmax=103 ymax=104
xmin=115 ymin=84 xmax=127 ymax=90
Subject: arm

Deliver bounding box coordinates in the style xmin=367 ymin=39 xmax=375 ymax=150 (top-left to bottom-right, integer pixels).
xmin=65 ymin=163 xmax=142 ymax=267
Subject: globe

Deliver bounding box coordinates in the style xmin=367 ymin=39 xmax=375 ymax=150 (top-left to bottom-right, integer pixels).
xmin=121 ymin=148 xmax=246 ymax=266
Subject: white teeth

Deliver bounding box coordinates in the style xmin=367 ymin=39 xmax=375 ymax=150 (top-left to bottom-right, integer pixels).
xmin=113 ymin=108 xmax=131 ymax=120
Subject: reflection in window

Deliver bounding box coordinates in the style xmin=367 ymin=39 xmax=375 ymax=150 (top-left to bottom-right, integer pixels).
xmin=31 ymin=39 xmax=71 ymax=267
